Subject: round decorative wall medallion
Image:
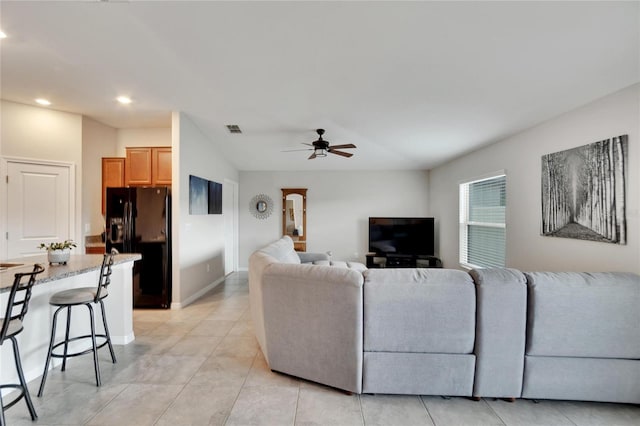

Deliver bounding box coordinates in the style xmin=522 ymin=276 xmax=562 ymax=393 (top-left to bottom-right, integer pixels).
xmin=250 ymin=194 xmax=274 ymax=219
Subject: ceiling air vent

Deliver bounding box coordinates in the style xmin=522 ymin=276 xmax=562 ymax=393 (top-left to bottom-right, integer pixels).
xmin=226 ymin=125 xmax=242 ymax=134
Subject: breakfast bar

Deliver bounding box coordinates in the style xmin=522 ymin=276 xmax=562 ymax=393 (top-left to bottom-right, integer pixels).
xmin=0 ymin=253 xmax=140 ymax=387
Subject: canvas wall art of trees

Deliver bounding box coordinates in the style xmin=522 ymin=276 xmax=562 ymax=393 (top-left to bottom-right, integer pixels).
xmin=541 ymin=135 xmax=628 ymax=244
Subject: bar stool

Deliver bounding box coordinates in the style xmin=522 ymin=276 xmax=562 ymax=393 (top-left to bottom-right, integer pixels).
xmin=37 ymin=252 xmax=117 ymax=397
xmin=0 ymin=264 xmax=45 ymax=426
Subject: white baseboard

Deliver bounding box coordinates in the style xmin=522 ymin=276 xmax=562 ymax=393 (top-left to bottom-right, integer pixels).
xmin=112 ymin=332 xmax=135 ymax=345
xmin=171 ymin=276 xmax=225 ymax=309
xmin=238 ymin=267 xmax=248 ymax=272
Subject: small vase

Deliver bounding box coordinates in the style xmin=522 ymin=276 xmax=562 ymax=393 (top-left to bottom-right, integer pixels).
xmin=48 ymin=248 xmax=70 ymax=265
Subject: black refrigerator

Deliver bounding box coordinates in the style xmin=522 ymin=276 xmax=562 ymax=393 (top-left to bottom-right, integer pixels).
xmin=106 ymin=187 xmax=171 ymax=308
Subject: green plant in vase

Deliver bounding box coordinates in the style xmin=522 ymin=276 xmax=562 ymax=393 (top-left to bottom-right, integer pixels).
xmin=38 ymin=240 xmax=76 ymax=265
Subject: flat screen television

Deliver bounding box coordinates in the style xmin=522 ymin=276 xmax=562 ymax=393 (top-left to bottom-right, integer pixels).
xmin=368 ymin=217 xmax=435 ymax=256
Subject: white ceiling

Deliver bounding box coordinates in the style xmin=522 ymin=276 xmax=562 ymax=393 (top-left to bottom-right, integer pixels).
xmin=1 ymin=1 xmax=638 ymax=171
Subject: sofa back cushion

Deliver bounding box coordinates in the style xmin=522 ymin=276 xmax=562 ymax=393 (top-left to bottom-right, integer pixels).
xmin=311 ymin=260 xmax=368 ymax=272
xmin=248 ymin=236 xmax=300 ymax=360
xmin=525 ymin=271 xmax=640 ymax=359
xmin=363 ymin=268 xmax=475 ymax=354
xmin=261 ymin=262 xmax=364 ymax=393
xmin=257 ymin=235 xmax=301 ymax=264
xmin=470 ymin=268 xmax=527 ymax=398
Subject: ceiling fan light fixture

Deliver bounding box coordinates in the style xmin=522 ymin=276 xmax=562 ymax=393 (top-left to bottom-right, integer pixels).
xmin=314 ymin=147 xmax=327 ymax=157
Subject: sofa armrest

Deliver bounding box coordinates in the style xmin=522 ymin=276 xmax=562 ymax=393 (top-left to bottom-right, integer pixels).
xmin=471 ymin=268 xmax=527 ymax=399
xmin=261 ymin=263 xmax=364 ymax=393
xmin=298 ymin=252 xmax=330 ymax=263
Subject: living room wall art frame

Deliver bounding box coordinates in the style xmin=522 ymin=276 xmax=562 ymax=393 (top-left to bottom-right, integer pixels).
xmin=189 ymin=175 xmax=223 ymax=215
xmin=189 ymin=175 xmax=208 ymax=215
xmin=541 ymin=135 xmax=628 ymax=244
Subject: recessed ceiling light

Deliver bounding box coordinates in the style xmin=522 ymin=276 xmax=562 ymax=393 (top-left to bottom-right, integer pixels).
xmin=35 ymin=98 xmax=51 ymax=106
xmin=0 ymin=31 xmax=7 ymax=39
xmin=117 ymin=96 xmax=132 ymax=104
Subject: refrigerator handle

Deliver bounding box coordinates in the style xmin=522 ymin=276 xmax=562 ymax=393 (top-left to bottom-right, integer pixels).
xmin=122 ymin=202 xmax=127 ymax=249
xmin=128 ymin=200 xmax=133 ymax=252
xmin=128 ymin=200 xmax=134 ymax=252
xmin=123 ymin=201 xmax=130 ymax=252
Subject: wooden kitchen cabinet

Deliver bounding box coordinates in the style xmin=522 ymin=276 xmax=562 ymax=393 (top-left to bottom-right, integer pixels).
xmin=152 ymin=147 xmax=172 ymax=186
xmin=125 ymin=147 xmax=153 ymax=186
xmin=102 ymin=157 xmax=125 ymax=213
xmin=125 ymin=147 xmax=172 ymax=186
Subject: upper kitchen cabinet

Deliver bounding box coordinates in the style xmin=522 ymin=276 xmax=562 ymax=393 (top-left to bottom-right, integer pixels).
xmin=125 ymin=147 xmax=172 ymax=187
xmin=102 ymin=157 xmax=125 ymax=213
xmin=125 ymin=147 xmax=152 ymax=186
xmin=152 ymin=147 xmax=172 ymax=186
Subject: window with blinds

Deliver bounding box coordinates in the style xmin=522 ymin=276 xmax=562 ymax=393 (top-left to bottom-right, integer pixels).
xmin=459 ymin=173 xmax=506 ymax=269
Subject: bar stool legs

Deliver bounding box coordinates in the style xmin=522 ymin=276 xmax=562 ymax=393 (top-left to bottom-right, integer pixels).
xmin=88 ymin=303 xmax=101 ymax=387
xmin=0 ymin=264 xmax=44 ymax=424
xmin=0 ymin=336 xmax=38 ymax=422
xmin=37 ymin=301 xmax=116 ymax=397
xmin=37 ymin=252 xmax=116 ymax=397
xmin=0 ymin=392 xmax=5 ymax=426
xmin=99 ymin=299 xmax=117 ymax=363
xmin=9 ymin=336 xmax=38 ymax=420
xmin=38 ymin=305 xmax=62 ymax=397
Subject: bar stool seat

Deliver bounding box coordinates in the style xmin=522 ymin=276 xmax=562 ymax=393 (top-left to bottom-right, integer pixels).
xmin=37 ymin=252 xmax=117 ymax=397
xmin=1 ymin=319 xmax=23 ymax=337
xmin=0 ymin=264 xmax=45 ymax=426
xmin=50 ymin=287 xmax=108 ymax=305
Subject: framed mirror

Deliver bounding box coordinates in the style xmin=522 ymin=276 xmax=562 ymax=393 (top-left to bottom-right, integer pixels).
xmin=282 ymin=188 xmax=307 ymax=251
xmin=250 ymin=194 xmax=274 ymax=219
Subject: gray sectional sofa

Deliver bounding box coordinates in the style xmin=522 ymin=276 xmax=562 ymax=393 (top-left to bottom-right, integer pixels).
xmin=249 ymin=236 xmax=640 ymax=403
xmin=363 ymin=268 xmax=476 ymax=396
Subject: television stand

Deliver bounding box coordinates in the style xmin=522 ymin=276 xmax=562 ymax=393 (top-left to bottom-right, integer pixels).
xmin=365 ymin=253 xmax=442 ymax=269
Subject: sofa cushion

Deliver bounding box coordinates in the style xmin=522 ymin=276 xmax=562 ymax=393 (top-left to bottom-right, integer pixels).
xmin=262 ymin=262 xmax=364 ymax=393
xmin=470 ymin=268 xmax=527 ymax=398
xmin=525 ymin=271 xmax=640 ymax=359
xmin=363 ymin=352 xmax=475 ymax=396
xmin=299 ymin=252 xmax=330 ymax=264
xmin=522 ymin=356 xmax=640 ymax=404
xmin=363 ymin=268 xmax=475 ymax=354
xmin=471 ymin=267 xmax=526 ymax=287
xmin=311 ymin=260 xmax=367 ymax=272
xmin=257 ymin=236 xmax=301 ymax=264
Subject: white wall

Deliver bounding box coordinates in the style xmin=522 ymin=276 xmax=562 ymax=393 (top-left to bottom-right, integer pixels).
xmin=172 ymin=112 xmax=239 ymax=307
xmin=429 ymin=83 xmax=640 ymax=273
xmin=239 ymin=170 xmax=430 ymax=268
xmin=0 ymin=100 xmax=83 ymax=248
xmin=116 ymin=127 xmax=171 ymax=156
xmin=82 ymin=117 xmax=118 ymax=236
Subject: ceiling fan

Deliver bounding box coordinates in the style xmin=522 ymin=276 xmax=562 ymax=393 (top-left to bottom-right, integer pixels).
xmin=285 ymin=129 xmax=357 ymax=160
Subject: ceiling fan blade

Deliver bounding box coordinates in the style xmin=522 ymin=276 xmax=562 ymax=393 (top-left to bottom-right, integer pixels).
xmin=302 ymin=143 xmax=314 ymax=147
xmin=308 ymin=152 xmax=317 ymax=160
xmin=328 ymin=144 xmax=356 ymax=150
xmin=328 ymin=149 xmax=353 ymax=158
xmin=282 ymin=148 xmax=313 ymax=152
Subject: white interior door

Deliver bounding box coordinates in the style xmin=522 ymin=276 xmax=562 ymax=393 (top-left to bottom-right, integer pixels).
xmin=5 ymin=160 xmax=74 ymax=258
xmin=224 ymin=179 xmax=239 ymax=275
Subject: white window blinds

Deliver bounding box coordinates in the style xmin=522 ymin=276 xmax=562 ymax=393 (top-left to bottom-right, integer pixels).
xmin=459 ymin=173 xmax=506 ymax=269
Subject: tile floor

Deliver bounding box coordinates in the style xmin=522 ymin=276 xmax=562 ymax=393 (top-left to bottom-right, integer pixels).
xmin=5 ymin=271 xmax=640 ymax=425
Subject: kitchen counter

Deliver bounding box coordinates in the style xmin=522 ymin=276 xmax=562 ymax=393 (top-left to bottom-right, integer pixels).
xmin=0 ymin=253 xmax=141 ymax=292
xmin=85 ymin=234 xmax=105 ymax=246
xmin=0 ymin=253 xmax=140 ymax=388
xmin=85 ymin=235 xmax=106 ymax=254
